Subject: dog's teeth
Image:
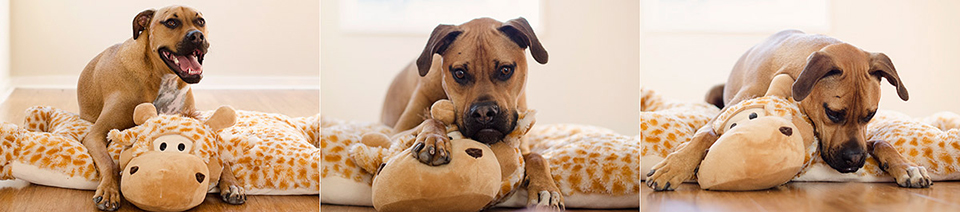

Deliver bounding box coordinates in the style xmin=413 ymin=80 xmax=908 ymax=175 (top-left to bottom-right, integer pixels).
xmin=172 ymin=57 xmax=179 ymax=64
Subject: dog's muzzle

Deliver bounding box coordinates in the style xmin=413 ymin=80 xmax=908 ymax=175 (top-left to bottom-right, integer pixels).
xmin=158 ymin=30 xmax=209 ymax=84
xmin=459 ymin=101 xmax=516 ymax=144
xmin=822 ymin=141 xmax=866 ymax=173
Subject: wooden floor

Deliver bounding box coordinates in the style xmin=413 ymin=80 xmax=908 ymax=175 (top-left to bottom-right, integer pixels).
xmin=320 ymin=204 xmax=637 ymax=212
xmin=642 ymin=181 xmax=960 ymax=212
xmin=0 ymin=89 xmax=319 ymax=212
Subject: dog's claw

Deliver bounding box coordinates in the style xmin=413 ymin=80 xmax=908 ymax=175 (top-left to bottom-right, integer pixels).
xmin=412 ymin=120 xmax=451 ymax=166
xmin=895 ymin=166 xmax=932 ymax=188
xmin=526 ymin=190 xmax=564 ymax=211
xmin=646 ymin=152 xmax=696 ymax=191
xmin=220 ymin=185 xmax=247 ymax=205
xmin=93 ymin=181 xmax=121 ymax=211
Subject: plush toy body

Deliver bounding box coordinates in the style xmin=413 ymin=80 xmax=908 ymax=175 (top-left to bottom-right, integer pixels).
xmin=0 ymin=104 xmax=320 ymax=211
xmin=321 ymin=100 xmax=641 ymax=209
xmin=642 ymin=75 xmax=960 ymax=189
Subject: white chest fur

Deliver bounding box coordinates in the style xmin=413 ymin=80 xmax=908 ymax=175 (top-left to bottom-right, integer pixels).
xmin=153 ymin=74 xmax=190 ymax=115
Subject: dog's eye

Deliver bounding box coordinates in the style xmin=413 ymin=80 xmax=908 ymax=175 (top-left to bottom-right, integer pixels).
xmin=861 ymin=111 xmax=877 ymax=123
xmin=823 ymin=103 xmax=845 ymax=124
xmin=496 ymin=66 xmax=514 ymax=81
xmin=195 ymin=18 xmax=205 ymax=27
xmin=163 ymin=19 xmax=180 ymax=28
xmin=450 ymin=66 xmax=471 ymax=84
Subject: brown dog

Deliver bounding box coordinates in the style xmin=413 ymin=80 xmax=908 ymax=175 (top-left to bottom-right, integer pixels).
xmin=380 ymin=17 xmax=563 ymax=209
xmin=77 ymin=6 xmax=244 ymax=210
xmin=647 ymin=30 xmax=930 ymax=191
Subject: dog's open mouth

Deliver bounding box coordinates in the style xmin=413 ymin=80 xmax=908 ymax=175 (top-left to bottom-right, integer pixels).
xmin=159 ymin=47 xmax=205 ymax=84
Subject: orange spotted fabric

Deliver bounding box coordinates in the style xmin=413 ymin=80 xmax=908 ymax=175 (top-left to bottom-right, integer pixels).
xmin=208 ymin=111 xmax=321 ymax=194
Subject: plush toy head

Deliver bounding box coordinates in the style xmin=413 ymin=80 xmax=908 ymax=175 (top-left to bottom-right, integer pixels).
xmin=112 ymin=103 xmax=236 ymax=211
xmin=697 ymin=74 xmax=812 ymax=190
xmin=370 ymin=100 xmax=503 ymax=212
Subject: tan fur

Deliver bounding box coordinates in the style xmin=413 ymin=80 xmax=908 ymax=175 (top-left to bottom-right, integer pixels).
xmin=378 ymin=17 xmax=560 ymax=209
xmin=75 ymin=6 xmax=215 ymax=210
xmin=724 ymin=30 xmax=908 ymax=172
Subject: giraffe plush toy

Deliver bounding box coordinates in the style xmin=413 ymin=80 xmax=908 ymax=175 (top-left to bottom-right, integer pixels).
xmin=642 ymin=75 xmax=960 ymax=189
xmin=0 ymin=103 xmax=320 ymax=211
xmin=321 ymin=99 xmax=640 ymax=209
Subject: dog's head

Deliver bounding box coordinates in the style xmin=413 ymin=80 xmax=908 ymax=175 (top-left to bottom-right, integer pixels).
xmin=793 ymin=43 xmax=908 ymax=173
xmin=415 ymin=17 xmax=548 ymax=144
xmin=133 ymin=5 xmax=209 ymax=84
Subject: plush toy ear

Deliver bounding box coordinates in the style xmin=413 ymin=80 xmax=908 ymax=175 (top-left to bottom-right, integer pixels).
xmin=134 ymin=103 xmax=158 ymax=125
xmin=205 ymin=106 xmax=236 ymax=131
xmin=430 ymin=99 xmax=456 ymax=125
xmin=765 ymin=74 xmax=795 ymax=98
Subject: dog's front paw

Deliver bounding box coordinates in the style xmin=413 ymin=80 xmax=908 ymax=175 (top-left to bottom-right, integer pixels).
xmin=645 ymin=152 xmax=698 ymax=191
xmin=93 ymin=181 xmax=121 ymax=211
xmin=526 ymin=190 xmax=564 ymax=211
xmin=412 ymin=119 xmax=451 ymax=166
xmin=220 ymin=184 xmax=247 ymax=204
xmin=892 ymin=165 xmax=932 ymax=188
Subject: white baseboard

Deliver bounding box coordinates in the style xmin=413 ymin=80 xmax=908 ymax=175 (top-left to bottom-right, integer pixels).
xmin=10 ymin=75 xmax=319 ymax=90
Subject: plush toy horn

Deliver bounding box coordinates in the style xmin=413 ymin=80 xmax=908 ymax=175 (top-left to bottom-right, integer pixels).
xmin=766 ymin=74 xmax=796 ymax=98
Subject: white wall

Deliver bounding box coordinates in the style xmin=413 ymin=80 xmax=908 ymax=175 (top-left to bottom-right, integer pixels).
xmin=321 ymin=0 xmax=640 ymax=135
xmin=0 ymin=0 xmax=10 ymax=97
xmin=641 ymin=1 xmax=960 ymax=117
xmin=9 ymin=0 xmax=319 ymax=89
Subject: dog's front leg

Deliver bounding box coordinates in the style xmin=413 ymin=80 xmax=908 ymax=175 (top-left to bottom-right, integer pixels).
xmin=645 ymin=124 xmax=719 ymax=191
xmin=82 ymin=99 xmax=138 ymax=211
xmin=868 ymin=140 xmax=932 ymax=188
xmin=218 ymin=162 xmax=247 ymax=204
xmin=523 ymin=152 xmax=564 ymax=211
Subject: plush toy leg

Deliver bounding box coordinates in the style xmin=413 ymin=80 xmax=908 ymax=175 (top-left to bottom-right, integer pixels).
xmin=23 ymin=106 xmax=92 ymax=140
xmin=646 ymin=125 xmax=719 ymax=191
xmin=0 ymin=123 xmax=21 ymax=180
xmin=10 ymin=131 xmax=99 ymax=189
xmin=1 ymin=106 xmax=100 ymax=189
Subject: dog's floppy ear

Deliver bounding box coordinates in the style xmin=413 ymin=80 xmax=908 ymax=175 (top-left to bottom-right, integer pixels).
xmin=416 ymin=24 xmax=462 ymax=76
xmin=133 ymin=9 xmax=155 ymax=40
xmin=498 ymin=17 xmax=548 ymax=65
xmin=869 ymin=52 xmax=909 ymax=101
xmin=793 ymin=51 xmax=837 ymax=101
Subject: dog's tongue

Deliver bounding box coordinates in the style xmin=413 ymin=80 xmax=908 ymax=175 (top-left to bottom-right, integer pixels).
xmin=175 ymin=55 xmax=203 ymax=75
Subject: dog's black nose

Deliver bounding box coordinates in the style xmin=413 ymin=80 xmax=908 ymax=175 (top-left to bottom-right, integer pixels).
xmin=468 ymin=101 xmax=499 ymax=125
xmin=840 ymin=147 xmax=866 ymax=171
xmin=187 ymin=30 xmax=205 ymax=45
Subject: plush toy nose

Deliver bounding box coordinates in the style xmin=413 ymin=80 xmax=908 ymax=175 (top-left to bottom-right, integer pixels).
xmin=196 ymin=173 xmax=205 ymax=183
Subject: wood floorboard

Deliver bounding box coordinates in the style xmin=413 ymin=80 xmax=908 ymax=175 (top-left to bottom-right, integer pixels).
xmin=641 ymin=181 xmax=960 ymax=212
xmin=0 ymin=89 xmax=319 ymax=212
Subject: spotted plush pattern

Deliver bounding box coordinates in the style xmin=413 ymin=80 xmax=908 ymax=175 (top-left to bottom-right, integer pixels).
xmin=640 ymin=88 xmax=719 ymax=158
xmin=525 ymin=124 xmax=640 ymax=196
xmin=209 ymin=111 xmax=321 ymax=193
xmin=794 ymin=110 xmax=960 ymax=181
xmin=319 ymin=117 xmax=390 ymax=186
xmin=1 ymin=106 xmax=321 ymax=195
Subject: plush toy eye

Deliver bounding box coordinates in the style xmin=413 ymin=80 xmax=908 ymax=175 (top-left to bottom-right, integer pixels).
xmin=178 ymin=143 xmax=186 ymax=151
xmin=159 ymin=142 xmax=168 ymax=151
xmin=748 ymin=112 xmax=758 ymax=119
xmin=130 ymin=166 xmax=139 ymax=175
xmin=195 ymin=173 xmax=205 ymax=183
